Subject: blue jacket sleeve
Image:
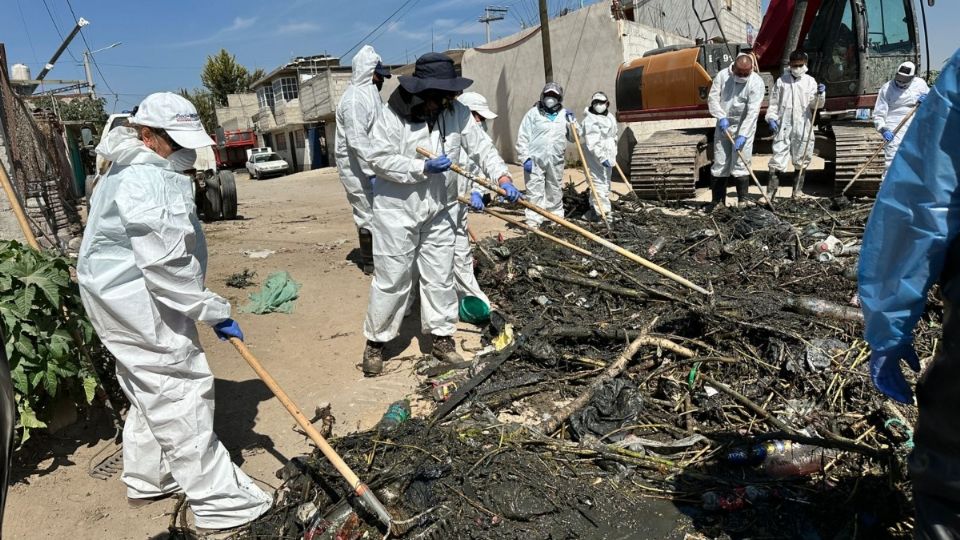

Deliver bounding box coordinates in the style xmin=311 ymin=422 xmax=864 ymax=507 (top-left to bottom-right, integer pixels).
xmin=859 ymin=49 xmax=960 ymax=353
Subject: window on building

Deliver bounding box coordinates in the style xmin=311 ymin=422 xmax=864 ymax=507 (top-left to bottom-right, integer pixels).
xmin=275 ymin=134 xmax=288 ymax=151
xmin=272 ymin=76 xmax=299 ymax=102
xmin=294 ymin=130 xmax=305 ymax=148
xmin=865 ymin=0 xmax=914 ymax=54
xmin=256 ymin=86 xmax=274 ymax=109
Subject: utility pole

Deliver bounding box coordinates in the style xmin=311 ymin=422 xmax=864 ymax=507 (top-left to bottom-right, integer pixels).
xmin=36 ymin=18 xmax=89 ymax=82
xmin=82 ymin=51 xmax=96 ymax=99
xmin=538 ymin=0 xmax=553 ymax=82
xmin=479 ymin=6 xmax=508 ymax=44
xmin=780 ymin=0 xmax=809 ymax=70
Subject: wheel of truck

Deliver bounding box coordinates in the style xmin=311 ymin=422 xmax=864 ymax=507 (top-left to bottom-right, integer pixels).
xmin=219 ymin=170 xmax=238 ymax=220
xmin=202 ymin=175 xmax=222 ymax=222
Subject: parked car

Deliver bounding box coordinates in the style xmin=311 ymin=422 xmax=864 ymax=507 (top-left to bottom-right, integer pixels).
xmin=246 ymin=152 xmax=290 ymax=180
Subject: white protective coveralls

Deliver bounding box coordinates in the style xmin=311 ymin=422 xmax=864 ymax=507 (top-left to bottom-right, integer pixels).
xmin=708 ymin=66 xmax=765 ymax=178
xmin=77 ymin=127 xmax=271 ymax=529
xmin=580 ymin=107 xmax=618 ymax=218
xmin=873 ymin=76 xmax=930 ymax=175
xmin=364 ymin=98 xmax=509 ymax=342
xmin=766 ymin=71 xmax=825 ymax=172
xmin=453 ymin=123 xmax=491 ymax=306
xmin=516 ymin=106 xmax=573 ymax=227
xmin=335 ymin=45 xmax=384 ymax=230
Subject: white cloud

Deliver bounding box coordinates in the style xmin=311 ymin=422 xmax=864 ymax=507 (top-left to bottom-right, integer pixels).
xmin=278 ymin=21 xmax=322 ymax=34
xmin=227 ymin=16 xmax=257 ymax=32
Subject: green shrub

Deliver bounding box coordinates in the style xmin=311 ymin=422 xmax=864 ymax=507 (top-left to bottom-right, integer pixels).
xmin=0 ymin=240 xmax=101 ymax=443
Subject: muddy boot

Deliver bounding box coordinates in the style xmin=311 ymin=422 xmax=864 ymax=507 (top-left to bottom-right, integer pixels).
xmin=706 ymin=177 xmax=727 ymax=212
xmin=362 ymin=341 xmax=384 ymax=377
xmin=358 ymin=228 xmax=374 ymax=275
xmin=431 ymin=335 xmax=464 ymax=365
xmin=735 ymin=176 xmax=750 ymax=207
xmin=767 ymin=169 xmax=780 ymax=199
xmin=792 ymin=171 xmax=805 ymax=199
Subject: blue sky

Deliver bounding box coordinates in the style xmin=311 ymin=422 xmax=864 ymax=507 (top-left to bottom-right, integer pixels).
xmin=4 ymin=0 xmax=956 ymax=112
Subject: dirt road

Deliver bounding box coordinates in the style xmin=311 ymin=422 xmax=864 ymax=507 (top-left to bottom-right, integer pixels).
xmin=7 ymin=164 xmax=630 ymax=538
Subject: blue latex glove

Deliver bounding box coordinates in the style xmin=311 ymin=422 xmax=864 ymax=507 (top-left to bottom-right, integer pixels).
xmin=718 ymin=118 xmax=731 ymax=131
xmin=523 ymin=159 xmax=533 ymax=173
xmin=767 ymin=119 xmax=779 ymax=133
xmin=881 ymin=128 xmax=894 ymax=142
xmin=734 ymin=135 xmax=747 ymax=150
xmin=602 ymin=160 xmax=612 ymax=168
xmin=424 ymin=154 xmax=452 ymax=174
xmin=917 ymin=92 xmax=927 ymax=104
xmin=214 ymin=319 xmax=244 ymax=342
xmin=869 ymin=343 xmax=921 ymax=404
xmin=565 ymin=110 xmax=576 ymax=122
xmin=469 ymin=191 xmax=484 ymax=211
xmin=499 ymin=181 xmax=522 ymax=203
xmin=817 ymin=83 xmax=826 ymax=94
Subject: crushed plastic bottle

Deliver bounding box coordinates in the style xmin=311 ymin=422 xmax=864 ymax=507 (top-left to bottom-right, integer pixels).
xmin=431 ymin=381 xmax=458 ymax=402
xmin=378 ymin=399 xmax=410 ymax=432
xmin=646 ymin=236 xmax=667 ymax=258
xmin=726 ymin=440 xmax=834 ymax=478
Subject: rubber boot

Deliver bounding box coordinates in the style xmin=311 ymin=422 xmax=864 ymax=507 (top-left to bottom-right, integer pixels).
xmin=362 ymin=341 xmax=384 ymax=377
xmin=358 ymin=228 xmax=374 ymax=275
xmin=735 ymin=176 xmax=750 ymax=207
xmin=706 ymin=177 xmax=727 ymax=212
xmin=767 ymin=169 xmax=780 ymax=200
xmin=792 ymin=171 xmax=805 ymax=199
xmin=431 ymin=335 xmax=465 ymax=365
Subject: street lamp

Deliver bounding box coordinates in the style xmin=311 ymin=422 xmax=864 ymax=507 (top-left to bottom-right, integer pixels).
xmin=84 ymin=42 xmax=122 ymax=99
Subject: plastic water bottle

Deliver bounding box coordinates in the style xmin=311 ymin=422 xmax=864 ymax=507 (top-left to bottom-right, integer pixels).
xmin=725 ymin=440 xmax=832 ymax=478
xmin=725 ymin=440 xmax=796 ymax=465
xmin=646 ymin=237 xmax=667 ymax=258
xmin=378 ymin=400 xmax=410 ymax=432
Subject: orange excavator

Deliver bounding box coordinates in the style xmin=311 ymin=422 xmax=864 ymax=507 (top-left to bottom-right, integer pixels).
xmin=615 ymin=0 xmax=935 ymax=199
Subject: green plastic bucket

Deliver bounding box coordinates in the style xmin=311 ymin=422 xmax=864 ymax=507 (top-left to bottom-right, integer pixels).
xmin=459 ymin=296 xmax=490 ymax=324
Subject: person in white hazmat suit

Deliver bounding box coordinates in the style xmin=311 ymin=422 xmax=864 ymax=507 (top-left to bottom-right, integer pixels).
xmin=335 ymin=45 xmax=392 ymax=275
xmin=708 ymin=54 xmax=765 ymax=209
xmin=765 ymin=50 xmax=826 ymax=198
xmin=77 ymin=93 xmax=272 ymax=531
xmin=516 ymin=82 xmax=575 ymax=228
xmin=361 ymin=53 xmax=521 ymax=377
xmin=873 ymin=61 xmax=930 ymax=179
xmin=453 ymin=91 xmax=498 ymax=307
xmin=580 ymin=92 xmax=618 ymax=222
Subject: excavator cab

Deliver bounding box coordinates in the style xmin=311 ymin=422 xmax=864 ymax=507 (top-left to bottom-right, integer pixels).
xmin=804 ymin=0 xmax=919 ymax=106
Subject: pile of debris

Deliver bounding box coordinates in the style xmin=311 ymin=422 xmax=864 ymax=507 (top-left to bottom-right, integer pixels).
xmin=236 ymin=193 xmax=933 ymax=539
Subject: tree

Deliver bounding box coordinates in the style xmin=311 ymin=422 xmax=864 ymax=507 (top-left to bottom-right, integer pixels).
xmin=247 ymin=68 xmax=266 ymax=88
xmin=200 ymin=49 xmax=262 ymax=106
xmin=177 ymin=89 xmax=217 ymax=133
xmin=36 ymin=96 xmax=108 ymax=134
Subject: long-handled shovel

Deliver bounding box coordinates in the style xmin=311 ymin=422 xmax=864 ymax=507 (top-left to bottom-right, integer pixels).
xmin=569 ymin=121 xmax=611 ymax=229
xmin=229 ymin=338 xmax=395 ymax=532
xmin=420 ymin=147 xmax=710 ymax=295
xmin=840 ymin=105 xmax=919 ymax=196
xmin=458 ymin=195 xmax=594 ymax=257
xmin=723 ymin=130 xmax=776 ymax=212
xmin=792 ymin=98 xmax=822 ymax=198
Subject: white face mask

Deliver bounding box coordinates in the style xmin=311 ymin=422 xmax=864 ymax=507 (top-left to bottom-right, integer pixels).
xmin=790 ymin=65 xmax=808 ymax=78
xmin=542 ymin=96 xmax=559 ymax=110
xmin=593 ymin=103 xmax=608 ymax=114
xmin=734 ymin=75 xmax=750 ymax=84
xmin=894 ymin=78 xmax=912 ymax=89
xmin=166 ymin=148 xmax=198 ymax=172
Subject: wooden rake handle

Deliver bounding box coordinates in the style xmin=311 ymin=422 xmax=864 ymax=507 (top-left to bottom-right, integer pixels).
xmin=420 ymin=147 xmax=710 ymax=295
xmin=722 ymin=130 xmax=776 ymax=212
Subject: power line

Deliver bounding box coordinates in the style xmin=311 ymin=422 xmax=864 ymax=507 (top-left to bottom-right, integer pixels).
xmin=65 ymin=0 xmax=119 ymax=100
xmin=15 ymin=0 xmax=40 ymax=64
xmin=40 ymin=0 xmax=81 ymax=63
xmin=340 ymin=0 xmax=423 ymax=59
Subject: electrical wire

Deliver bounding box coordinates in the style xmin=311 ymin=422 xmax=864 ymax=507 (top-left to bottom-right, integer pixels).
xmin=40 ymin=0 xmax=81 ymax=63
xmin=340 ymin=0 xmax=423 ymax=59
xmin=14 ymin=0 xmax=40 ymax=64
xmin=65 ymin=0 xmax=119 ymax=102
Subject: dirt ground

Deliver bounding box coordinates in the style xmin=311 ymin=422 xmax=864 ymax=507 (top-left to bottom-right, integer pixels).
xmin=4 ymin=155 xmax=834 ymax=538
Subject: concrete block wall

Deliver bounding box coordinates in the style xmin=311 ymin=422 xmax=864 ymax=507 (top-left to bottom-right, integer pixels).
xmin=215 ymin=93 xmax=258 ymax=131
xmin=629 ymin=0 xmax=761 ymax=45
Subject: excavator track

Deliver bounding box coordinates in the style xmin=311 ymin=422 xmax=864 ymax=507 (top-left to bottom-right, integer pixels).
xmin=833 ymin=122 xmax=885 ymax=198
xmin=628 ymin=130 xmax=709 ymax=200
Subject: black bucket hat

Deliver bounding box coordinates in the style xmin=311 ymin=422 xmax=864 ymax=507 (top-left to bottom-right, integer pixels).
xmin=374 ymin=61 xmax=392 ymax=79
xmin=398 ymin=53 xmax=473 ymax=94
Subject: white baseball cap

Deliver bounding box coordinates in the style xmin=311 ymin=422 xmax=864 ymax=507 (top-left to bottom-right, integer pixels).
xmin=457 ymin=92 xmax=498 ymax=120
xmin=130 ymin=92 xmax=215 ymax=149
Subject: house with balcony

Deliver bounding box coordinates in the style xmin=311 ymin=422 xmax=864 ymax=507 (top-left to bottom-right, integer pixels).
xmin=250 ymin=55 xmax=339 ymax=171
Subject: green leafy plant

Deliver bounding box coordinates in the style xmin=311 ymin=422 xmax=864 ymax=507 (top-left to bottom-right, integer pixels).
xmin=0 ymin=241 xmax=102 ymax=443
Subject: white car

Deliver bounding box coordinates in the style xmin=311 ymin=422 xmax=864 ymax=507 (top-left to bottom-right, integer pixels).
xmin=246 ymin=152 xmax=289 ymax=180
